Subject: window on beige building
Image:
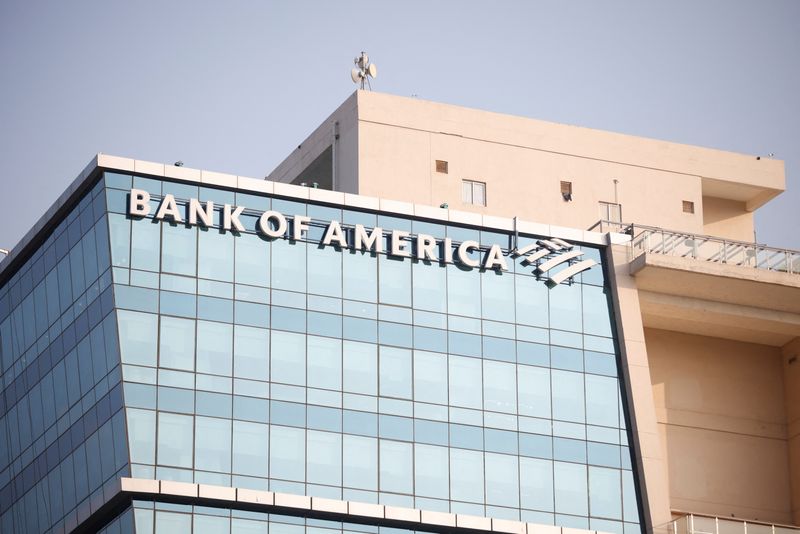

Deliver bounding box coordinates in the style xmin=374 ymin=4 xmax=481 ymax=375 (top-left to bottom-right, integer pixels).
xmin=462 ymin=180 xmax=486 ymax=206
xmin=683 ymin=200 xmax=695 ymax=213
xmin=599 ymin=201 xmax=623 ymax=223
xmin=435 ymin=160 xmax=448 ymax=174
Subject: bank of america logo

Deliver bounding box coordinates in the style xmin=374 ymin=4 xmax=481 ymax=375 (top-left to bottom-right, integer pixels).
xmin=512 ymin=238 xmax=597 ymax=285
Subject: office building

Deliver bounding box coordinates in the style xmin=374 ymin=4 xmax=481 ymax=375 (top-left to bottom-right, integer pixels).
xmin=0 ymin=91 xmax=797 ymax=534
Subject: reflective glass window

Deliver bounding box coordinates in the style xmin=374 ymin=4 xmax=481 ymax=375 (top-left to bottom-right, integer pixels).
xmin=379 ymin=440 xmax=413 ymax=494
xmin=379 ymin=346 xmax=412 ymax=399
xmin=159 ymin=316 xmax=196 ymax=371
xmin=196 ymin=321 xmax=233 ymax=376
xmin=157 ymin=412 xmax=194 ymax=468
xmin=270 ymin=425 xmax=305 ymax=482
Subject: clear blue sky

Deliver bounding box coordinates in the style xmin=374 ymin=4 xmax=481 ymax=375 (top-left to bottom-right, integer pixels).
xmin=1 ymin=0 xmax=798 ymax=251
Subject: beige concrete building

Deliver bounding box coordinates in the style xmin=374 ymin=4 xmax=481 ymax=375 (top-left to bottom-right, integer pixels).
xmin=269 ymin=91 xmax=800 ymax=532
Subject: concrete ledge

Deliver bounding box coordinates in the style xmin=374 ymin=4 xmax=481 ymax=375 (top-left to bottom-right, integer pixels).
xmin=380 ymin=198 xmax=414 ymax=216
xmin=274 ymin=181 xmax=310 ymax=200
xmin=483 ymin=214 xmax=515 ymax=231
xmin=527 ymin=524 xmax=561 ymax=534
xmin=421 ymin=510 xmax=456 ymax=527
xmin=457 ymin=514 xmax=492 ymax=530
xmin=310 ymin=188 xmax=346 ymax=205
xmin=344 ymin=192 xmax=380 ymax=210
xmin=493 ymin=519 xmax=525 ymax=534
xmin=201 ymin=170 xmax=238 ymax=188
xmin=164 ymin=164 xmax=202 ymax=182
xmin=239 ymin=176 xmax=274 ymax=194
xmin=385 ymin=505 xmax=420 ymax=522
xmin=274 ymin=492 xmax=311 ymax=509
xmin=160 ymin=480 xmax=197 ymax=497
xmin=312 ymin=497 xmax=348 ymax=514
xmin=448 ymin=209 xmax=482 ymax=226
xmin=97 ymin=154 xmax=134 ymax=172
xmin=414 ymin=203 xmax=449 ymax=221
xmin=348 ymin=501 xmax=383 ymax=518
xmin=199 ymin=484 xmax=236 ymax=501
xmin=120 ymin=477 xmax=159 ymax=494
xmin=237 ymin=488 xmax=274 ymax=505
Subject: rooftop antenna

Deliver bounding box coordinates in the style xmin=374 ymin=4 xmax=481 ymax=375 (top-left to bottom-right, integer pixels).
xmin=351 ymin=51 xmax=377 ymax=90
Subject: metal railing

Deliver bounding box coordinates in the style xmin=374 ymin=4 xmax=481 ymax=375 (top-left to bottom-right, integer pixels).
xmin=590 ymin=220 xmax=800 ymax=275
xmin=664 ymin=513 xmax=800 ymax=534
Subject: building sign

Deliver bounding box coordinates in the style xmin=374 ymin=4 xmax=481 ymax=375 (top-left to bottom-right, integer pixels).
xmin=128 ymin=188 xmax=596 ymax=285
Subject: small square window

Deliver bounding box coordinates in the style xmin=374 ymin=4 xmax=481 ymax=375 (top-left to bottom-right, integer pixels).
xmin=599 ymin=201 xmax=622 ymax=223
xmin=683 ymin=200 xmax=695 ymax=214
xmin=560 ymin=181 xmax=573 ymax=201
xmin=462 ymin=180 xmax=486 ymax=206
xmin=435 ymin=160 xmax=448 ymax=174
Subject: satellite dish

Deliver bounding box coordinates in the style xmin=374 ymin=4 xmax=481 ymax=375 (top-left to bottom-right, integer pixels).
xmin=351 ymin=51 xmax=377 ymax=90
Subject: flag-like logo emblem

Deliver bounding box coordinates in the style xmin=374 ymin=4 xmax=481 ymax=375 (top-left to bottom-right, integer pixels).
xmin=512 ymin=237 xmax=597 ymax=286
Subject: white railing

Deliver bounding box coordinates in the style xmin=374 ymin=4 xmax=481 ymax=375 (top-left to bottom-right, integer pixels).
xmin=665 ymin=513 xmax=800 ymax=534
xmin=590 ymin=221 xmax=800 ymax=275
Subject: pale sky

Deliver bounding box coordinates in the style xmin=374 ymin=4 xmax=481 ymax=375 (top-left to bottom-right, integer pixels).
xmin=1 ymin=0 xmax=798 ymax=253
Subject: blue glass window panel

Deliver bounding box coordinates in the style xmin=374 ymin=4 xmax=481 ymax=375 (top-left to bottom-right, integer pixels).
xmin=343 ymin=410 xmax=378 ymax=437
xmin=127 ymin=408 xmax=156 ymax=464
xmin=306 ymin=335 xmax=341 ymax=391
xmin=270 ymin=425 xmax=306 ymax=482
xmin=117 ymin=310 xmax=158 ymax=366
xmin=551 ymin=329 xmax=583 ymax=349
xmin=449 ymin=424 xmax=483 ymax=450
xmin=235 ymin=232 xmax=270 ymax=287
xmin=104 ymin=172 xmax=131 ymax=189
xmin=378 ymin=321 xmax=412 ymax=348
xmin=159 ymin=316 xmax=196 ymax=371
xmin=622 ymin=470 xmax=640 ymax=523
xmin=549 ymin=282 xmax=582 ymax=332
xmin=551 ymin=346 xmax=584 ymax=372
xmin=485 ymin=429 xmax=518 ymax=455
xmin=157 ymin=412 xmax=194 ymax=468
xmin=448 ymin=331 xmax=482 ymax=358
xmin=308 ymin=405 xmax=342 ymax=432
xmin=308 ymin=245 xmax=342 ymax=298
xmin=449 ymin=447 xmax=484 ymax=503
xmin=519 ymin=433 xmax=553 ymax=459
xmin=413 ymin=351 xmax=447 ymax=405
xmin=483 ymin=360 xmax=517 ymax=413
xmin=130 ymin=219 xmax=161 ymax=272
xmin=233 ymin=325 xmax=269 ymax=381
xmin=272 ymin=239 xmax=306 ymax=293
xmin=414 ymin=419 xmax=448 ymax=446
xmin=413 ymin=326 xmax=447 ymax=353
xmin=481 ymin=270 xmax=514 ymax=323
xmin=158 ymin=386 xmax=195 ymax=413
xmin=378 ymin=255 xmax=411 ymax=307
xmin=161 ymin=223 xmax=197 ymax=277
xmin=271 ymin=331 xmax=306 ymax=386
xmin=196 ymin=391 xmax=232 ymax=418
xmin=517 ymin=341 xmax=550 ymax=367
xmin=307 ymin=430 xmax=342 ymax=486
xmin=585 ymin=351 xmax=618 ymax=376
xmin=307 ymin=311 xmax=342 ymax=338
xmin=269 ymin=305 xmax=304 ymax=333
xmin=514 ymin=275 xmax=549 ymax=328
xmin=518 ymin=365 xmax=551 ymax=419
xmin=195 ymin=416 xmax=232 ymax=472
xmin=236 ymin=301 xmax=270 ymax=329
xmin=552 ymin=370 xmax=585 ymax=423
xmin=586 ymin=374 xmax=620 ymax=428
xmin=195 ymin=514 xmax=230 ymax=534
xmin=449 ymin=355 xmax=482 ymax=409
xmin=447 ymin=264 xmax=480 ymax=318
xmin=108 ymin=213 xmax=131 ymax=268
xmin=379 ymin=440 xmax=413 ymax=494
xmin=233 ymin=420 xmax=269 ymax=477
xmin=554 ymin=461 xmax=588 ymax=516
xmin=583 ymin=284 xmax=612 ymax=337
xmin=343 ymin=341 xmax=377 ymax=395
xmin=124 ymin=382 xmax=157 ymax=409
xmin=379 ymin=415 xmax=413 ymax=441
xmin=343 ymin=250 xmax=378 ymax=303
xmin=589 ymin=466 xmax=622 ymax=520
xmin=271 ymin=401 xmax=306 ymax=427
xmin=379 ymin=346 xmax=412 ymax=399
xmin=343 ymin=316 xmax=377 ymax=343
xmin=198 ymin=228 xmax=234 ymax=282
xmin=115 ymin=285 xmax=159 ymax=313
xmin=160 ymin=290 xmax=196 ymax=318
xmin=412 ymin=262 xmax=447 ymax=313
xmin=198 ymin=295 xmax=234 ymax=323
xmin=233 ymin=395 xmax=269 ymax=423
xmin=553 ymin=438 xmax=587 ymax=463
xmin=520 ymin=457 xmax=554 ymax=512
xmin=343 ymin=434 xmax=377 ymax=490
xmin=155 ymin=510 xmax=191 ymax=532
xmin=485 ymin=452 xmax=519 ymax=507
xmin=414 ymin=443 xmax=449 ymax=499
xmin=482 ymin=336 xmax=515 ymax=363
xmin=588 ymin=442 xmax=621 ymax=468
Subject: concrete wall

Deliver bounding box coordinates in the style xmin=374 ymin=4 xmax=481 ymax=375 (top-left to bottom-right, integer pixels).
xmin=702 ymin=197 xmax=755 ymax=242
xmin=783 ymin=337 xmax=800 ymax=524
xmin=645 ymin=328 xmax=791 ymax=523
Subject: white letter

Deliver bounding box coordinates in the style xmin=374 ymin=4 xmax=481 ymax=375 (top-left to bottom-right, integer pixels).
xmin=416 ymin=234 xmax=438 ymax=261
xmin=322 ymin=220 xmax=348 ymax=247
xmin=443 ymin=237 xmax=453 ymax=263
xmin=483 ymin=244 xmax=508 ymax=271
xmin=354 ymin=225 xmax=383 ymax=253
xmin=223 ymin=204 xmax=245 ymax=232
xmin=456 ymin=240 xmax=480 ymax=268
xmin=293 ymin=215 xmax=311 ymax=240
xmin=128 ymin=189 xmax=150 ymax=217
xmin=189 ymin=198 xmax=214 ymax=226
xmin=155 ymin=194 xmax=183 ymax=223
xmin=257 ymin=210 xmax=287 ymax=238
xmin=391 ymin=230 xmax=411 ymax=257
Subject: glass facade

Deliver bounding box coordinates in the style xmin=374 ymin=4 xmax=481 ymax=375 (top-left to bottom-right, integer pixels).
xmin=0 ymin=171 xmax=642 ymax=534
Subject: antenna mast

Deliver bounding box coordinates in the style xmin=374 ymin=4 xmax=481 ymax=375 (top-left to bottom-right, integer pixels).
xmin=351 ymin=51 xmax=377 ymax=90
